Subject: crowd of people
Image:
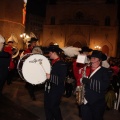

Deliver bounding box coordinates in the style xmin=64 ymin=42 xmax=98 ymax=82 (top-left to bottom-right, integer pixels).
xmin=0 ymin=34 xmax=120 ymax=120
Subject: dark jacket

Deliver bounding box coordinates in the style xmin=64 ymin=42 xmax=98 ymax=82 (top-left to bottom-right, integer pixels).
xmin=84 ymin=67 xmax=110 ymax=105
xmin=0 ymin=51 xmax=11 ymax=91
xmin=45 ymin=60 xmax=67 ymax=94
xmin=0 ymin=51 xmax=11 ymax=77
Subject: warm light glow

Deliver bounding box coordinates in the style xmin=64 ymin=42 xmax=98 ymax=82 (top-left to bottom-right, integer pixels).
xmin=94 ymin=45 xmax=101 ymax=50
xmin=23 ymin=33 xmax=26 ymax=36
xmin=54 ymin=43 xmax=58 ymax=45
xmin=26 ymin=35 xmax=30 ymax=38
xmin=20 ymin=34 xmax=23 ymax=38
xmin=23 ymin=0 xmax=27 ymax=25
xmin=20 ymin=33 xmax=30 ymax=39
xmin=23 ymin=0 xmax=27 ymax=4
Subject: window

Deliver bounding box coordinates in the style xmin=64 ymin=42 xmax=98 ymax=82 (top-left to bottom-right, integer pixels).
xmin=50 ymin=16 xmax=55 ymax=25
xmin=105 ymin=16 xmax=110 ymax=26
xmin=75 ymin=11 xmax=84 ymax=20
xmin=106 ymin=0 xmax=115 ymax=4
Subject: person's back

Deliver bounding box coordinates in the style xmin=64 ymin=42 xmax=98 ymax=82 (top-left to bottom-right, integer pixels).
xmin=0 ymin=51 xmax=10 ymax=72
xmin=0 ymin=35 xmax=11 ymax=94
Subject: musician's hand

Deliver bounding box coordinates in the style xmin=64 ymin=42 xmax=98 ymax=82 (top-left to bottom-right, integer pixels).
xmin=82 ymin=77 xmax=90 ymax=84
xmin=46 ymin=73 xmax=50 ymax=79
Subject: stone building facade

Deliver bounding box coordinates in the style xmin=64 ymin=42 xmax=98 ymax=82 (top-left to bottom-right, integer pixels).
xmin=42 ymin=0 xmax=118 ymax=57
xmin=0 ymin=0 xmax=25 ymax=49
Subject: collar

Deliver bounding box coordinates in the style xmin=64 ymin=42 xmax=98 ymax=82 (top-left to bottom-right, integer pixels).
xmin=52 ymin=57 xmax=60 ymax=65
xmin=89 ymin=66 xmax=101 ymax=78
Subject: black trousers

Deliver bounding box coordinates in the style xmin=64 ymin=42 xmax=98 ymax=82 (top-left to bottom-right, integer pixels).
xmin=81 ymin=100 xmax=105 ymax=120
xmin=44 ymin=91 xmax=63 ymax=120
xmin=0 ymin=78 xmax=6 ymax=94
xmin=25 ymin=82 xmax=36 ymax=100
xmin=7 ymin=69 xmax=15 ymax=84
xmin=65 ymin=82 xmax=73 ymax=97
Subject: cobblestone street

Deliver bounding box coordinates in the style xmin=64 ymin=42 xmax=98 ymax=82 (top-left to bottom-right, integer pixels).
xmin=0 ymin=80 xmax=120 ymax=120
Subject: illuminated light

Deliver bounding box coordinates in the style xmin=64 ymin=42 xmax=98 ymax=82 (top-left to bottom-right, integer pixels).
xmin=20 ymin=33 xmax=30 ymax=39
xmin=54 ymin=43 xmax=58 ymax=45
xmin=26 ymin=35 xmax=30 ymax=38
xmin=94 ymin=45 xmax=101 ymax=50
xmin=20 ymin=34 xmax=23 ymax=38
xmin=23 ymin=33 xmax=26 ymax=36
xmin=23 ymin=0 xmax=27 ymax=4
xmin=23 ymin=0 xmax=27 ymax=24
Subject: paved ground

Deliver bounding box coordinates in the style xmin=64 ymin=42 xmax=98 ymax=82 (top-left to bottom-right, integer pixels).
xmin=1 ymin=78 xmax=120 ymax=120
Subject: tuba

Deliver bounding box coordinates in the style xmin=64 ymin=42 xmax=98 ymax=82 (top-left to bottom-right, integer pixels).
xmin=76 ymin=66 xmax=86 ymax=105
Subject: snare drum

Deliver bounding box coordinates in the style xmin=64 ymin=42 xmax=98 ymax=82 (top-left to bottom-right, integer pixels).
xmin=17 ymin=53 xmax=51 ymax=85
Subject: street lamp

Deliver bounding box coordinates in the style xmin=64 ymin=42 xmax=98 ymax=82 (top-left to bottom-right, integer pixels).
xmin=94 ymin=45 xmax=101 ymax=50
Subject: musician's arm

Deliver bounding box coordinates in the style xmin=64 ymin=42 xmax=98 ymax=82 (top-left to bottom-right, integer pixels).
xmin=48 ymin=62 xmax=67 ymax=85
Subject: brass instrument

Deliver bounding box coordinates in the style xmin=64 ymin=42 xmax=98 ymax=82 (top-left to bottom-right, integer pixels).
xmin=76 ymin=85 xmax=85 ymax=105
xmin=76 ymin=66 xmax=86 ymax=105
xmin=12 ymin=47 xmax=19 ymax=58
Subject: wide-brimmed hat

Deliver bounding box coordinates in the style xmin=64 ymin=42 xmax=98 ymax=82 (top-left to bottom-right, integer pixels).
xmin=47 ymin=45 xmax=63 ymax=54
xmin=28 ymin=37 xmax=38 ymax=43
xmin=90 ymin=50 xmax=107 ymax=61
xmin=80 ymin=46 xmax=93 ymax=53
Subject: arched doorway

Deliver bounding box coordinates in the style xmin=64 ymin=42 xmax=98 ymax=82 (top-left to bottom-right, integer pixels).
xmin=73 ymin=41 xmax=82 ymax=48
xmin=102 ymin=45 xmax=109 ymax=56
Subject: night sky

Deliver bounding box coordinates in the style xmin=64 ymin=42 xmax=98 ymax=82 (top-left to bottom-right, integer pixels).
xmin=26 ymin=0 xmax=119 ymax=17
xmin=26 ymin=0 xmax=57 ymax=17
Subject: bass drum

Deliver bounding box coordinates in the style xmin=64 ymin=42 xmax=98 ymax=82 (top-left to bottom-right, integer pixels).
xmin=17 ymin=53 xmax=51 ymax=85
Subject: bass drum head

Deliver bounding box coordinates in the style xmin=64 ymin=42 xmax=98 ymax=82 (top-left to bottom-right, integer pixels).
xmin=22 ymin=54 xmax=51 ymax=85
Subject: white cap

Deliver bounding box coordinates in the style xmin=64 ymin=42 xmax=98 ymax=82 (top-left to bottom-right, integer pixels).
xmin=0 ymin=35 xmax=5 ymax=43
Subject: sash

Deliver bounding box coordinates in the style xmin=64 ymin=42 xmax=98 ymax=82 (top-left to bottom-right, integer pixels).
xmin=89 ymin=66 xmax=101 ymax=79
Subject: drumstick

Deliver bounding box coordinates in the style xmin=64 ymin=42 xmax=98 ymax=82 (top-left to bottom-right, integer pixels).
xmin=39 ymin=61 xmax=47 ymax=73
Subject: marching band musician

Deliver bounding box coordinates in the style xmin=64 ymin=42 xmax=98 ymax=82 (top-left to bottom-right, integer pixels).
xmin=24 ymin=37 xmax=38 ymax=54
xmin=4 ymin=39 xmax=14 ymax=54
xmin=73 ymin=46 xmax=93 ymax=88
xmin=24 ymin=37 xmax=38 ymax=101
xmin=44 ymin=45 xmax=67 ymax=120
xmin=73 ymin=46 xmax=92 ymax=116
xmin=80 ymin=50 xmax=111 ymax=120
xmin=0 ymin=35 xmax=11 ymax=95
xmin=4 ymin=39 xmax=15 ymax=85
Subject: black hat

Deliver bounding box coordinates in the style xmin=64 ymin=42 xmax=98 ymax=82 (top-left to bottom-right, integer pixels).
xmin=28 ymin=37 xmax=38 ymax=43
xmin=90 ymin=50 xmax=107 ymax=61
xmin=47 ymin=45 xmax=63 ymax=54
xmin=80 ymin=46 xmax=93 ymax=53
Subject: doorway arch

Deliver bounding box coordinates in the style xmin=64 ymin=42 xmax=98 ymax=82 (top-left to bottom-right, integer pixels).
xmin=102 ymin=45 xmax=109 ymax=56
